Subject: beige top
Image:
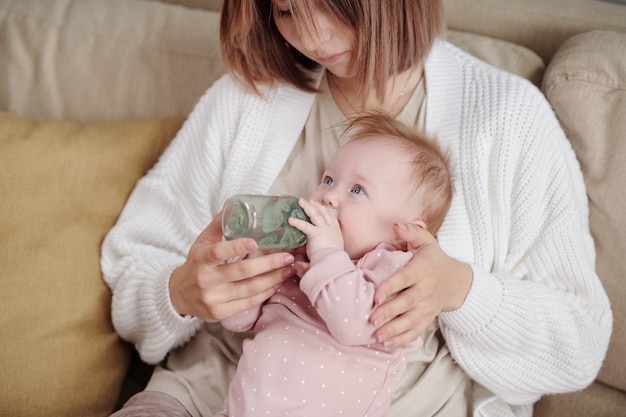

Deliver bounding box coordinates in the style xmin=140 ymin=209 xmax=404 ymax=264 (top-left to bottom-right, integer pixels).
xmin=147 ymin=73 xmax=469 ymax=417
xmin=269 ymin=74 xmax=427 ymax=198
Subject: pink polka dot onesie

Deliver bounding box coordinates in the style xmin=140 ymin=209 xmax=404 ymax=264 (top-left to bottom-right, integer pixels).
xmin=216 ymin=243 xmax=422 ymax=417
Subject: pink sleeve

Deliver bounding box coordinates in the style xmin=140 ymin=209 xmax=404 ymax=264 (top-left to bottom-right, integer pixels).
xmin=299 ymin=244 xmax=412 ymax=346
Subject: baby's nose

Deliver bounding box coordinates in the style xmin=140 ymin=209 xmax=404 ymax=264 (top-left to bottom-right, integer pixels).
xmin=321 ymin=194 xmax=338 ymax=208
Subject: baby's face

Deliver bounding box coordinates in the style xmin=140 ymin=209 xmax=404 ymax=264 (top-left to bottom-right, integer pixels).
xmin=309 ymin=136 xmax=421 ymax=259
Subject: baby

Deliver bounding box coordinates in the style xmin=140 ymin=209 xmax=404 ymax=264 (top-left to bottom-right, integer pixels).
xmin=216 ymin=112 xmax=453 ymax=417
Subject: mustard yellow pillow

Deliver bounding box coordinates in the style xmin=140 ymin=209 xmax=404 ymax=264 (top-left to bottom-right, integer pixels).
xmin=0 ymin=112 xmax=185 ymax=417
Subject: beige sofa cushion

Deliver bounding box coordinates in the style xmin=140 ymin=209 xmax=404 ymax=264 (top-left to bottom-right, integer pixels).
xmin=154 ymin=0 xmax=224 ymax=11
xmin=534 ymin=380 xmax=626 ymax=417
xmin=447 ymin=30 xmax=545 ymax=86
xmin=0 ymin=0 xmax=224 ymax=123
xmin=542 ymin=30 xmax=626 ymax=392
xmin=0 ymin=112 xmax=184 ymax=417
xmin=443 ymin=0 xmax=626 ymax=62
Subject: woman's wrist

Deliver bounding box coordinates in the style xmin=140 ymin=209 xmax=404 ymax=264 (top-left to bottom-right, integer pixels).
xmin=443 ymin=258 xmax=473 ymax=312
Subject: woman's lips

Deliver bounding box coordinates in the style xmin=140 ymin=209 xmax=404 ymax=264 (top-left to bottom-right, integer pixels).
xmin=317 ymin=51 xmax=346 ymax=65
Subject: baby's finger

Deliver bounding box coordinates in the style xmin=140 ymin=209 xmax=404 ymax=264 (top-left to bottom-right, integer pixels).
xmin=289 ymin=216 xmax=316 ymax=234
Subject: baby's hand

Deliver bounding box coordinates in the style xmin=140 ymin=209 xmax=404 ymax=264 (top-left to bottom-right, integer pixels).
xmin=288 ymin=199 xmax=344 ymax=263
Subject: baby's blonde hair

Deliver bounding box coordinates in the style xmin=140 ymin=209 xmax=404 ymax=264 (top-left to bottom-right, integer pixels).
xmin=341 ymin=111 xmax=452 ymax=234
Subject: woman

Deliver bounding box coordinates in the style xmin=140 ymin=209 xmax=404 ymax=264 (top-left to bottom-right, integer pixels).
xmin=102 ymin=1 xmax=612 ymax=416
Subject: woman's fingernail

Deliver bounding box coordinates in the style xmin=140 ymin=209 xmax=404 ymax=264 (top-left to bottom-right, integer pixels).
xmin=283 ymin=254 xmax=295 ymax=265
xmin=244 ymin=240 xmax=257 ymax=251
xmin=376 ymin=331 xmax=388 ymax=343
xmin=282 ymin=267 xmax=296 ymax=278
xmin=372 ymin=315 xmax=384 ymax=328
xmin=375 ymin=294 xmax=386 ymax=306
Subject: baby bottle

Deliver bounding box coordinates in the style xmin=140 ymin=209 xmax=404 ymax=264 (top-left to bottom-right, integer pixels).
xmin=222 ymin=194 xmax=310 ymax=250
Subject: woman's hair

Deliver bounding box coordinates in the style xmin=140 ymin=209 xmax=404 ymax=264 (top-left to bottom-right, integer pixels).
xmin=342 ymin=111 xmax=453 ymax=234
xmin=220 ymin=0 xmax=444 ymax=98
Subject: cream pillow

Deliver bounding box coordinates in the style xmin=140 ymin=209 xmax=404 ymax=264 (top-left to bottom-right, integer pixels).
xmin=0 ymin=0 xmax=224 ymax=123
xmin=447 ymin=30 xmax=545 ymax=86
xmin=542 ymin=30 xmax=626 ymax=392
xmin=0 ymin=112 xmax=185 ymax=417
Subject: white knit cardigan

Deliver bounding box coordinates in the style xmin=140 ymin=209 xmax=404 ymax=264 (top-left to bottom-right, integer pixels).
xmin=101 ymin=41 xmax=612 ymax=416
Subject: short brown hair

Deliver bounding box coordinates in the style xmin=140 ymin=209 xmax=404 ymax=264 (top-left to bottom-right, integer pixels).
xmin=220 ymin=0 xmax=444 ymax=97
xmin=342 ymin=111 xmax=452 ymax=234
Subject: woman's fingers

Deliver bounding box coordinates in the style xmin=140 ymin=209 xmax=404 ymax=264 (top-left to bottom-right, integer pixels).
xmin=169 ymin=211 xmax=297 ymax=321
xmin=373 ymin=223 xmax=434 ymax=305
xmin=370 ymin=222 xmax=469 ymax=346
xmin=219 ymin=251 xmax=295 ymax=283
xmin=375 ymin=316 xmax=428 ymax=348
xmin=228 ymin=268 xmax=295 ymax=302
xmin=201 ymin=268 xmax=295 ymax=322
xmin=372 ymin=288 xmax=438 ymax=347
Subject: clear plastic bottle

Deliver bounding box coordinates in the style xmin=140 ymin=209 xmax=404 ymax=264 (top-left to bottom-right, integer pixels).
xmin=222 ymin=194 xmax=310 ymax=250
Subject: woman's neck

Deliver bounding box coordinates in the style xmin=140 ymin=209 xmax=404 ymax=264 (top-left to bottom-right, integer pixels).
xmin=328 ymin=65 xmax=423 ymax=117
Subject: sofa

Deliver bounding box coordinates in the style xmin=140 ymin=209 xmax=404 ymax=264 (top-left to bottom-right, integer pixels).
xmin=0 ymin=0 xmax=624 ymax=416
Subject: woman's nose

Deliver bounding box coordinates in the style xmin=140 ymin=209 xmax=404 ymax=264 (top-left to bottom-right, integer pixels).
xmin=299 ymin=12 xmax=331 ymax=52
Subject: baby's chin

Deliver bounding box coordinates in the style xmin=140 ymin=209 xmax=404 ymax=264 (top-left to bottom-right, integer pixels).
xmin=345 ymin=246 xmax=367 ymax=260
xmin=347 ymin=240 xmax=406 ymax=259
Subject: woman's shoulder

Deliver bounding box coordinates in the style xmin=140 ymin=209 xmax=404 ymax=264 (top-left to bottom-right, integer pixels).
xmin=192 ymin=73 xmax=317 ymax=120
xmin=436 ymin=41 xmax=551 ymax=126
xmin=433 ymin=40 xmax=542 ymax=100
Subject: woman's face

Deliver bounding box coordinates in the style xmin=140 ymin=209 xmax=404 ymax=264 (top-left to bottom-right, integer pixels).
xmin=271 ymin=0 xmax=356 ymax=78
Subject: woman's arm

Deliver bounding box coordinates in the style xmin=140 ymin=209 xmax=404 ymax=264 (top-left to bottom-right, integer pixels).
xmin=372 ymin=85 xmax=612 ymax=403
xmin=439 ymin=95 xmax=612 ymax=402
xmin=100 ymin=77 xmax=294 ymax=364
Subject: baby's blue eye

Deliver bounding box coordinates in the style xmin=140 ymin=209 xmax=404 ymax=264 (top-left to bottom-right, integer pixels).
xmin=323 ymin=176 xmax=333 ymax=186
xmin=351 ymin=185 xmax=364 ymax=195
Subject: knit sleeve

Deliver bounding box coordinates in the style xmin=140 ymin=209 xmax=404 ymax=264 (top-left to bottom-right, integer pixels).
xmin=438 ymin=77 xmax=612 ymax=405
xmin=100 ymin=74 xmax=317 ymax=364
xmin=100 ymin=76 xmax=238 ymax=364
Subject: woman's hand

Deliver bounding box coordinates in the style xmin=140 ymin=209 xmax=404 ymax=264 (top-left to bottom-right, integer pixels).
xmin=169 ymin=212 xmax=296 ymax=322
xmin=370 ymin=223 xmax=473 ymax=347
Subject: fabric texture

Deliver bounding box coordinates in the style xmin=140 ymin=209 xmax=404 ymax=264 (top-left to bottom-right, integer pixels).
xmin=100 ymin=41 xmax=612 ymax=417
xmin=0 ymin=0 xmax=223 ymax=123
xmin=446 ymin=30 xmax=545 ymax=86
xmin=112 ymin=391 xmax=193 ymax=417
xmin=0 ymin=112 xmax=185 ymax=417
xmin=442 ymin=0 xmax=626 ymax=62
xmin=219 ymin=245 xmax=417 ymax=417
xmin=0 ymin=0 xmax=621 ymax=415
xmin=541 ymin=30 xmax=626 ymax=392
xmin=0 ymin=0 xmax=551 ymax=126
